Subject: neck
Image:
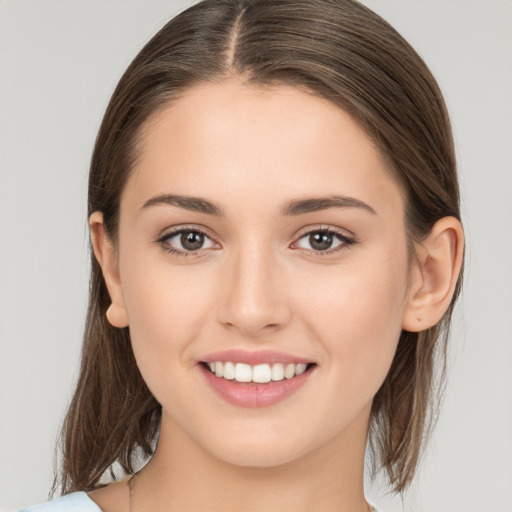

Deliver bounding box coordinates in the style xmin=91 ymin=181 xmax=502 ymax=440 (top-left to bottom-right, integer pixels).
xmin=131 ymin=405 xmax=372 ymax=512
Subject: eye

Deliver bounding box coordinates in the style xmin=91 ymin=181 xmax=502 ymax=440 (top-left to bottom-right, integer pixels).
xmin=158 ymin=228 xmax=217 ymax=254
xmin=293 ymin=229 xmax=354 ymax=254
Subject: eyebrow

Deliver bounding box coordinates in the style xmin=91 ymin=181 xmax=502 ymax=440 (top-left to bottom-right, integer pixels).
xmin=281 ymin=195 xmax=377 ymax=216
xmin=141 ymin=194 xmax=225 ymax=216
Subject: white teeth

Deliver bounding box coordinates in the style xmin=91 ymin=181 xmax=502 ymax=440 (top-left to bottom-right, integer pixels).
xmin=295 ymin=363 xmax=307 ymax=376
xmin=271 ymin=363 xmax=284 ymax=381
xmin=235 ymin=363 xmax=252 ymax=382
xmin=284 ymin=363 xmax=296 ymax=379
xmin=206 ymin=361 xmax=311 ymax=383
xmin=253 ymin=364 xmax=272 ymax=383
xmin=223 ymin=361 xmax=235 ymax=380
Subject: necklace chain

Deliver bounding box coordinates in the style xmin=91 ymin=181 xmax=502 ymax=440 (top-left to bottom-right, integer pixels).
xmin=128 ymin=474 xmax=135 ymax=512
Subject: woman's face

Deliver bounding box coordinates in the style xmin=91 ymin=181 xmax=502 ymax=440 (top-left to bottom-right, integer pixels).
xmin=113 ymin=79 xmax=411 ymax=467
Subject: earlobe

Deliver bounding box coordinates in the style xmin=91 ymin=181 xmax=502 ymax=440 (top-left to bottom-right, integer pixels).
xmin=89 ymin=211 xmax=129 ymax=328
xmin=402 ymin=216 xmax=464 ymax=332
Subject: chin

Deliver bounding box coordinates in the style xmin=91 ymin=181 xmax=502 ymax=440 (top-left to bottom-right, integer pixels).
xmin=196 ymin=418 xmax=333 ymax=470
xmin=208 ymin=439 xmax=308 ymax=469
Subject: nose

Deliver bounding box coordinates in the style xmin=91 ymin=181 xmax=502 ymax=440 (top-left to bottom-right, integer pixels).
xmin=217 ymin=244 xmax=291 ymax=336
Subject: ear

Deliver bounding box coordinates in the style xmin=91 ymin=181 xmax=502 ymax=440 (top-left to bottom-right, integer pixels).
xmin=89 ymin=211 xmax=129 ymax=328
xmin=402 ymin=216 xmax=464 ymax=332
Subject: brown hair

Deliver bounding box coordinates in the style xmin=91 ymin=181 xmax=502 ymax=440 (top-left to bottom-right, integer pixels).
xmin=55 ymin=0 xmax=463 ymax=496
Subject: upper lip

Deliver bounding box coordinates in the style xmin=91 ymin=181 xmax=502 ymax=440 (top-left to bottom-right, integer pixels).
xmin=199 ymin=349 xmax=314 ymax=365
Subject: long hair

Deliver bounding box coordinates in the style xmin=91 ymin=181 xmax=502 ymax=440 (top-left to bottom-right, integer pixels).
xmin=55 ymin=0 xmax=463 ymax=495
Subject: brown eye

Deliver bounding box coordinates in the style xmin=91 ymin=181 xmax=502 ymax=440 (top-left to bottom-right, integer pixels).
xmin=309 ymin=232 xmax=334 ymax=251
xmin=181 ymin=231 xmax=205 ymax=251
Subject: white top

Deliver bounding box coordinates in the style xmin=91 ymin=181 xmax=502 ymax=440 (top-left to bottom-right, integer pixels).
xmin=19 ymin=493 xmax=100 ymax=512
xmin=20 ymin=492 xmax=379 ymax=511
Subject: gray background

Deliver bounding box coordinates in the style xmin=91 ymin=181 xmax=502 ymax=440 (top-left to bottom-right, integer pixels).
xmin=1 ymin=1 xmax=511 ymax=510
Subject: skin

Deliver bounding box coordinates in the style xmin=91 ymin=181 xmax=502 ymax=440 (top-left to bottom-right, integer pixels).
xmin=89 ymin=79 xmax=464 ymax=512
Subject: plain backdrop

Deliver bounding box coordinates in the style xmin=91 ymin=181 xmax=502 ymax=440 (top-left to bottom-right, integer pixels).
xmin=1 ymin=1 xmax=511 ymax=511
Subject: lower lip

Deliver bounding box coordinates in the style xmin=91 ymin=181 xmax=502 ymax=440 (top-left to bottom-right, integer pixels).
xmin=200 ymin=364 xmax=314 ymax=408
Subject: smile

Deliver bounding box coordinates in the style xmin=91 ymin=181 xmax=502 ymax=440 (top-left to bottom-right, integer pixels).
xmin=205 ymin=361 xmax=310 ymax=383
xmin=199 ymin=351 xmax=316 ymax=408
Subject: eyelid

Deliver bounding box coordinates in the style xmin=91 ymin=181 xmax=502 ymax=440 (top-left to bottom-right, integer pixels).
xmin=293 ymin=224 xmax=355 ymax=240
xmin=157 ymin=223 xmax=218 ymax=241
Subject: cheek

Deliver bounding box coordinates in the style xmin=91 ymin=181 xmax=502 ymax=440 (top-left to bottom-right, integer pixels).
xmin=119 ymin=258 xmax=221 ymax=415
xmin=295 ymin=249 xmax=408 ymax=399
xmin=118 ymin=247 xmax=218 ymax=369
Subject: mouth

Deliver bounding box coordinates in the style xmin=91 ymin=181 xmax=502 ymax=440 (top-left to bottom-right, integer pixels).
xmin=198 ymin=355 xmax=317 ymax=408
xmin=201 ymin=361 xmax=316 ymax=384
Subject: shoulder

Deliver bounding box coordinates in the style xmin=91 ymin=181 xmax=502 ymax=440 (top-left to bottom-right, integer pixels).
xmin=19 ymin=492 xmax=102 ymax=512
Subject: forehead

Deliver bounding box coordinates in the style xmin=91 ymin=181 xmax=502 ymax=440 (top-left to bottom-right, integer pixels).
xmin=125 ymin=79 xmax=404 ymax=219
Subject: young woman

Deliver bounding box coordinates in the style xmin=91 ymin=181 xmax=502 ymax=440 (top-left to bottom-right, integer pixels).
xmin=20 ymin=0 xmax=464 ymax=510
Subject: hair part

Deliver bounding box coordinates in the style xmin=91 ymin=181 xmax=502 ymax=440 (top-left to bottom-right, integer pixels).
xmin=54 ymin=0 xmax=463 ymax=496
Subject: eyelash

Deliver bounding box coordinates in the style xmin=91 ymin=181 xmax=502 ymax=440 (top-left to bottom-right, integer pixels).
xmin=156 ymin=225 xmax=355 ymax=257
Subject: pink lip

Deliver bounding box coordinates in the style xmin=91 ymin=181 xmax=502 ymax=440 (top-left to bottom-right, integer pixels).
xmin=199 ymin=349 xmax=312 ymax=365
xmin=199 ymin=362 xmax=316 ymax=409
